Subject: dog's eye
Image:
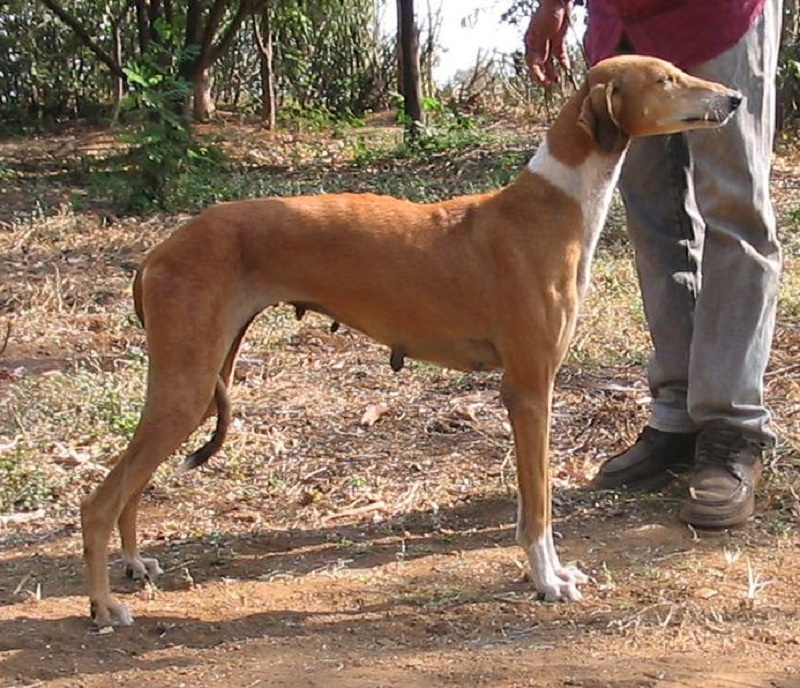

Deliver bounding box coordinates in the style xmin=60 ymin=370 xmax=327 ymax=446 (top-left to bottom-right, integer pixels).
xmin=657 ymin=75 xmax=675 ymax=88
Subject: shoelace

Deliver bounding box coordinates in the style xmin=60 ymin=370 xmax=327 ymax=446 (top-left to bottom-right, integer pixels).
xmin=695 ymin=429 xmax=754 ymax=477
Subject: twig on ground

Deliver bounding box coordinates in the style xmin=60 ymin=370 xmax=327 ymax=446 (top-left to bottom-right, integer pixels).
xmin=0 ymin=436 xmax=20 ymax=453
xmin=0 ymin=321 xmax=10 ymax=358
xmin=746 ymin=558 xmax=771 ymax=601
xmin=13 ymin=572 xmax=32 ymax=595
xmin=0 ymin=509 xmax=47 ymax=527
xmin=320 ymin=499 xmax=387 ymax=524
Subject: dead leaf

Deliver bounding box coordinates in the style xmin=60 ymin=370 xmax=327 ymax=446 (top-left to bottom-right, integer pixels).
xmin=360 ymin=403 xmax=390 ymax=427
xmin=694 ymin=587 xmax=720 ymax=600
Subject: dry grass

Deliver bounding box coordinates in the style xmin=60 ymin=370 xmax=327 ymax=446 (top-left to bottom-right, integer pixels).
xmin=1 ymin=117 xmax=799 ymax=550
xmin=0 ymin=120 xmax=799 ymax=686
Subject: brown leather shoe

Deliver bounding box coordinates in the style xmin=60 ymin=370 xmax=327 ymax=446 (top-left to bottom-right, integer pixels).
xmin=679 ymin=427 xmax=764 ymax=528
xmin=591 ymin=426 xmax=697 ymax=491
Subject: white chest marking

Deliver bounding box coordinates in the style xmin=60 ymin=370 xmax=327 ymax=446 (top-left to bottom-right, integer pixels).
xmin=527 ymin=140 xmax=626 ymax=299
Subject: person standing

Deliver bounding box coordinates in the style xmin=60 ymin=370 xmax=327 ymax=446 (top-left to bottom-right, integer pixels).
xmin=524 ymin=0 xmax=783 ymax=527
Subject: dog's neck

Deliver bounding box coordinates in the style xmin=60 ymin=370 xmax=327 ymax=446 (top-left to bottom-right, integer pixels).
xmin=524 ymin=109 xmax=628 ymax=299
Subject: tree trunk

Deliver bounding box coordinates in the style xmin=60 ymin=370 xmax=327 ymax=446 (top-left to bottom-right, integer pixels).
xmin=397 ymin=0 xmax=424 ymax=134
xmin=193 ymin=66 xmax=216 ymax=121
xmin=184 ymin=0 xmax=252 ymax=121
xmin=255 ymin=5 xmax=276 ymax=129
xmin=109 ymin=20 xmax=124 ymax=124
xmin=134 ymin=0 xmax=150 ymax=57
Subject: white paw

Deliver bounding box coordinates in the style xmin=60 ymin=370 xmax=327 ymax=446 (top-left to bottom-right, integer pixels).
xmin=111 ymin=603 xmax=135 ymax=626
xmin=91 ymin=596 xmax=134 ymax=628
xmin=556 ymin=564 xmax=589 ymax=585
xmin=522 ymin=529 xmax=587 ymax=602
xmin=536 ymin=575 xmax=584 ymax=602
xmin=123 ymin=555 xmax=164 ymax=581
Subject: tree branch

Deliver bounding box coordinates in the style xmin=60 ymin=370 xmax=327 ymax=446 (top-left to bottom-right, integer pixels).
xmin=251 ymin=5 xmax=269 ymax=58
xmin=209 ymin=0 xmax=253 ymax=65
xmin=38 ymin=0 xmax=126 ymax=79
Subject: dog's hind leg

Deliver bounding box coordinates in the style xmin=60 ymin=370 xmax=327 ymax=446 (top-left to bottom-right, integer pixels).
xmin=82 ymin=367 xmax=220 ymax=627
xmin=119 ymin=346 xmax=243 ymax=581
xmin=82 ymin=274 xmax=238 ymax=627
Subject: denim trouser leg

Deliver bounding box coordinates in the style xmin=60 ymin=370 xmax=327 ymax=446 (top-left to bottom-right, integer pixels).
xmin=619 ymin=0 xmax=782 ymax=444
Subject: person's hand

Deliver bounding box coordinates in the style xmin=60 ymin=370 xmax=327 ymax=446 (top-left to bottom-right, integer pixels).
xmin=524 ymin=0 xmax=573 ymax=85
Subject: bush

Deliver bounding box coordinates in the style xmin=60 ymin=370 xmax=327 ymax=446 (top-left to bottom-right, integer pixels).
xmin=94 ymin=30 xmax=225 ymax=214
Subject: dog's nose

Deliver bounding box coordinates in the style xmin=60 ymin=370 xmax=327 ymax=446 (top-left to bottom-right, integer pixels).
xmin=729 ymin=92 xmax=744 ymax=111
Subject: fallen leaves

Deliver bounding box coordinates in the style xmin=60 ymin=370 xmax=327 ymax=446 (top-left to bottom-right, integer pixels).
xmin=359 ymin=403 xmax=390 ymax=427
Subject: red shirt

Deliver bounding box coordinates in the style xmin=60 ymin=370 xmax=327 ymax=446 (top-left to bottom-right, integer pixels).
xmin=585 ymin=0 xmax=766 ymax=68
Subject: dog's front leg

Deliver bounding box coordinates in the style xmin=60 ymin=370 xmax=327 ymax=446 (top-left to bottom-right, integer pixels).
xmin=501 ymin=371 xmax=587 ymax=601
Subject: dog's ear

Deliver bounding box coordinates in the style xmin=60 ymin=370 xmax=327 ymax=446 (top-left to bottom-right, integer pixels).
xmin=578 ymin=82 xmax=627 ymax=153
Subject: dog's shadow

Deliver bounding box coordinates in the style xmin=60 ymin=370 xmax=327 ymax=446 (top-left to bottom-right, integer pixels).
xmin=0 ymin=484 xmax=765 ymax=605
xmin=1 ymin=493 xmax=520 ymax=604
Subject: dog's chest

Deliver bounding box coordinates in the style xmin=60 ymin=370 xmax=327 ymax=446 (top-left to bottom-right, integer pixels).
xmin=527 ymin=143 xmax=624 ymax=299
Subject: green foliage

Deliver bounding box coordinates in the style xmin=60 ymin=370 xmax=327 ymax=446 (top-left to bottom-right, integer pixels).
xmin=0 ymin=161 xmax=16 ymax=181
xmin=0 ymin=1 xmax=114 ymax=128
xmin=393 ymin=92 xmax=480 ymax=152
xmin=210 ymin=0 xmax=396 ymax=123
xmin=98 ymin=32 xmax=225 ymax=213
xmin=0 ymin=447 xmax=54 ymax=513
xmin=276 ymin=102 xmax=367 ymax=131
xmin=779 ymin=6 xmax=800 ymax=128
xmin=270 ymin=0 xmax=393 ymax=118
xmin=779 ymin=52 xmax=800 ymax=128
xmin=1 ymin=0 xmax=394 ymax=130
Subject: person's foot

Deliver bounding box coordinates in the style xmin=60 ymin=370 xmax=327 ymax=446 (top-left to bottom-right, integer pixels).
xmin=591 ymin=426 xmax=697 ymax=491
xmin=679 ymin=427 xmax=764 ymax=528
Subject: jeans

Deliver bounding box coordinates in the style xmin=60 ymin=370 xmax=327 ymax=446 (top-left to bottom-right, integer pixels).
xmin=618 ymin=0 xmax=783 ymax=445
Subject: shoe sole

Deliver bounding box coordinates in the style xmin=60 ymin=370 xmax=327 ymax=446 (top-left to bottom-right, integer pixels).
xmin=679 ymin=462 xmax=761 ymax=529
xmin=678 ymin=495 xmax=755 ymax=529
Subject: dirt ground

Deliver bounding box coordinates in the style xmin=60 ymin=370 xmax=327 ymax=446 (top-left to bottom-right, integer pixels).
xmin=1 ymin=123 xmax=800 ymax=688
xmin=3 ymin=484 xmax=800 ymax=687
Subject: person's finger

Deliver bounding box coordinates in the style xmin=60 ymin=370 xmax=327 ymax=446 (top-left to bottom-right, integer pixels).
xmin=551 ymin=23 xmax=571 ymax=73
xmin=525 ymin=41 xmax=550 ymax=81
xmin=528 ymin=59 xmax=549 ymax=85
xmin=544 ymin=59 xmax=560 ymax=84
xmin=524 ymin=29 xmax=552 ymax=84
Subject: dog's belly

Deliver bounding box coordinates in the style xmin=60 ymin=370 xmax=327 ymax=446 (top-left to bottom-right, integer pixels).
xmin=286 ymin=301 xmax=501 ymax=373
xmin=399 ymin=338 xmax=502 ymax=373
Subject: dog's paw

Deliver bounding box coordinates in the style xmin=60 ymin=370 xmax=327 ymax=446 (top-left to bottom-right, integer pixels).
xmin=537 ymin=575 xmax=584 ymax=603
xmin=556 ymin=564 xmax=589 ymax=585
xmin=124 ymin=555 xmax=164 ymax=581
xmin=523 ymin=535 xmax=587 ymax=602
xmin=90 ymin=596 xmax=134 ymax=629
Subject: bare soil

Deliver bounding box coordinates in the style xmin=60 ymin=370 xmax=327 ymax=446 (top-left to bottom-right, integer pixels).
xmin=1 ymin=122 xmax=799 ymax=688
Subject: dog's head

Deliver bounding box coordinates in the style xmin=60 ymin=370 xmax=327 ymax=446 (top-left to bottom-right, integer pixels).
xmin=578 ymin=55 xmax=743 ymax=153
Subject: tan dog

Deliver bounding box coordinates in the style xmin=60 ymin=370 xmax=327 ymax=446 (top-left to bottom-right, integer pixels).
xmin=81 ymin=55 xmax=741 ymax=627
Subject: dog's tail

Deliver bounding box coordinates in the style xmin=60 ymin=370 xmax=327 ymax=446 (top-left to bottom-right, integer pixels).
xmin=179 ymin=376 xmax=232 ymax=472
xmin=132 ymin=268 xmax=145 ymax=326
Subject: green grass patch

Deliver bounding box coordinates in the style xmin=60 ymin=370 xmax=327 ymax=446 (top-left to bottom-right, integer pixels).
xmin=0 ymin=356 xmax=147 ymax=513
xmin=81 ymin=122 xmax=533 ymax=215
